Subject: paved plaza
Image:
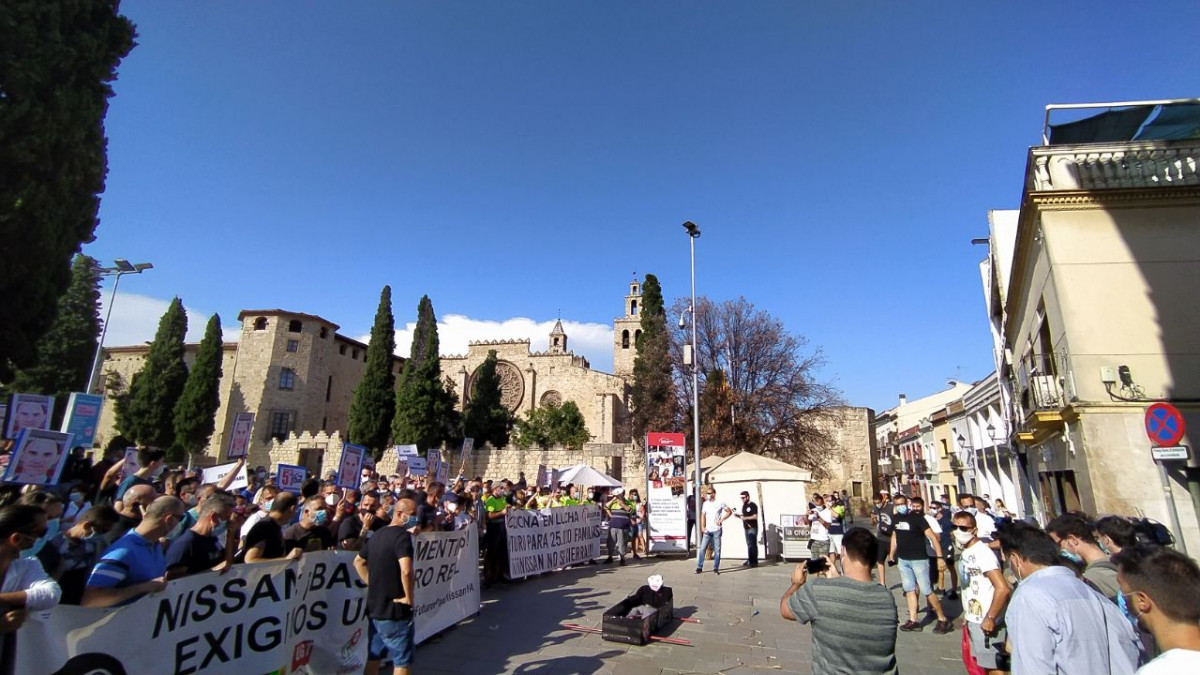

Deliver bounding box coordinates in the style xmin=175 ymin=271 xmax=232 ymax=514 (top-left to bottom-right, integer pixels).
xmin=412 ymin=555 xmax=967 ymax=674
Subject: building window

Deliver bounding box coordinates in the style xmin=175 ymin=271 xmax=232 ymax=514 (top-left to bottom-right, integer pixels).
xmin=286 ymin=339 xmax=298 ymax=352
xmin=288 ymin=319 xmax=302 ymax=333
xmin=319 ymin=326 xmax=328 ymax=339
xmin=634 ymin=329 xmax=642 ymax=345
xmin=630 ymin=299 xmax=638 ymax=315
xmin=339 ymin=344 xmax=347 ymax=355
xmin=851 ymin=481 xmax=862 ymax=498
xmin=321 ymin=417 xmax=327 ymax=431
xmin=352 ymin=349 xmax=359 ymax=360
xmin=279 ymin=368 xmax=296 ymax=390
xmin=253 ymin=317 xmax=267 ymax=331
xmin=269 ymin=411 xmax=294 ymax=441
xmin=611 ymin=457 xmax=623 ymax=482
xmin=326 ymin=375 xmax=333 ymax=402
xmin=621 ymin=330 xmax=630 ymax=349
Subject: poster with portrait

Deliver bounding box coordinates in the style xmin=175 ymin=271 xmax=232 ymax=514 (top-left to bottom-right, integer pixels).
xmin=460 ymin=437 xmax=474 ymax=465
xmin=226 ymin=412 xmax=255 ymax=459
xmin=3 ymin=428 xmax=74 ymax=486
xmin=536 ymin=464 xmax=548 ymax=488
xmin=335 ymin=443 xmax=366 ymax=489
xmin=60 ymin=393 xmax=103 ymax=448
xmin=276 ymin=463 xmax=307 ymax=494
xmin=120 ymin=448 xmax=139 ymax=480
xmin=645 ymin=431 xmax=688 ymax=553
xmin=5 ymin=393 xmax=54 ymax=440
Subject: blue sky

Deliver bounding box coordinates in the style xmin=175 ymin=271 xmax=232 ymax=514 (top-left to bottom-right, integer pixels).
xmin=90 ymin=1 xmax=1200 ymax=412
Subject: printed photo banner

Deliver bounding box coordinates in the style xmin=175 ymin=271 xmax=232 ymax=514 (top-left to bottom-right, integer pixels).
xmin=199 ymin=461 xmax=249 ymax=492
xmin=427 ymin=449 xmax=442 ymax=484
xmin=335 ymin=444 xmax=366 ymax=489
xmin=16 ymin=551 xmax=371 ymax=675
xmin=2 ymin=428 xmax=74 ymax=486
xmin=414 ymin=527 xmax=481 ymax=644
xmin=226 ymin=412 xmax=254 ymax=459
xmin=536 ymin=464 xmax=548 ymax=489
xmin=120 ymin=448 xmax=138 ymax=480
xmin=645 ymin=431 xmax=688 ymax=553
xmin=505 ymin=505 xmax=604 ymax=578
xmin=459 ymin=437 xmax=474 ymax=465
xmin=5 ymin=393 xmax=54 ymax=440
xmin=60 ymin=393 xmax=103 ymax=448
xmin=276 ymin=463 xmax=307 ymax=494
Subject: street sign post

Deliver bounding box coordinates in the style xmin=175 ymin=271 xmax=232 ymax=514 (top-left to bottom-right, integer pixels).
xmin=1144 ymin=402 xmax=1189 ymax=555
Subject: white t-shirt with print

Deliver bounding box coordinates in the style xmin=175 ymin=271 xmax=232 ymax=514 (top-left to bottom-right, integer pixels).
xmin=1137 ymin=649 xmax=1200 ymax=674
xmin=961 ymin=539 xmax=999 ymax=624
xmin=701 ymin=498 xmax=729 ymax=533
xmin=809 ymin=506 xmax=832 ymax=541
xmin=974 ymin=511 xmax=997 ymax=539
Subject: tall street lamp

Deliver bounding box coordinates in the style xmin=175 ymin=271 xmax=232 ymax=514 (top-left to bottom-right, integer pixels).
xmin=87 ymin=259 xmax=154 ymax=394
xmin=683 ymin=220 xmax=702 ymax=550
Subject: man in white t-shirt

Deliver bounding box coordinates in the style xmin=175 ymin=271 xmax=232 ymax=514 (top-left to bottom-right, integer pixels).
xmin=973 ymin=497 xmax=997 ymax=540
xmin=695 ymin=487 xmax=731 ymax=575
xmin=807 ymin=494 xmax=833 ymax=557
xmin=1113 ymin=544 xmax=1200 ymax=674
xmin=953 ymin=510 xmax=1012 ymax=674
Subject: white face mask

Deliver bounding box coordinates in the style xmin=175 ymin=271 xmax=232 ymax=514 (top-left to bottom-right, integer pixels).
xmin=325 ymin=494 xmax=338 ymax=506
xmin=446 ymin=502 xmax=459 ymax=513
xmin=952 ymin=530 xmax=974 ymax=547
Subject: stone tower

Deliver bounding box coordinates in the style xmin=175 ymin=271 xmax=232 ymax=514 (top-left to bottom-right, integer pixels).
xmin=549 ymin=319 xmax=568 ymax=354
xmin=613 ymin=279 xmax=642 ymax=380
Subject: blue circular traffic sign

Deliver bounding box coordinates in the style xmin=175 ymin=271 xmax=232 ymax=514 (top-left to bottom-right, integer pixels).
xmin=1145 ymin=403 xmax=1186 ymax=447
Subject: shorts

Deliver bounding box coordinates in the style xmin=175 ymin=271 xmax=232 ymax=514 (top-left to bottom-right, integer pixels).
xmin=808 ymin=538 xmax=830 ymax=557
xmin=829 ymin=533 xmax=844 ymax=555
xmin=876 ymin=538 xmax=891 ymax=565
xmin=966 ymin=620 xmax=1009 ymax=669
xmin=898 ymin=558 xmax=933 ymax=596
xmin=368 ymin=616 xmax=415 ymax=667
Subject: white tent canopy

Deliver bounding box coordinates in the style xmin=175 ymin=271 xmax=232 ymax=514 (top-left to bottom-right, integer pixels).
xmin=557 ymin=464 xmax=622 ymax=488
xmin=699 ymin=452 xmax=813 ymax=484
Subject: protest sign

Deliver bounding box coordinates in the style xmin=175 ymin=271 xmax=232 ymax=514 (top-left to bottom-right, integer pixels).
xmin=5 ymin=393 xmax=54 ymax=440
xmin=59 ymin=393 xmax=103 ymax=448
xmin=407 ymin=457 xmax=428 ymax=476
xmin=277 ymin=463 xmax=307 ymax=494
xmin=120 ymin=447 xmax=138 ymax=480
xmin=393 ymin=444 xmax=419 ymax=457
xmin=200 ymin=461 xmax=249 ymax=492
xmin=459 ymin=437 xmax=474 ymax=465
xmin=395 ymin=458 xmax=408 ymax=478
xmin=414 ymin=527 xmax=481 ymax=644
xmin=16 ymin=551 xmax=369 ymax=675
xmin=2 ymin=428 xmax=73 ymax=486
xmin=226 ymin=412 xmax=254 ymax=459
xmin=436 ymin=456 xmax=450 ymax=485
xmin=536 ymin=464 xmax=547 ymax=488
xmin=335 ymin=444 xmax=367 ymax=489
xmin=645 ymin=431 xmax=689 ymax=553
xmin=506 ymin=504 xmax=604 ymax=578
xmin=427 ymin=449 xmax=442 ymax=483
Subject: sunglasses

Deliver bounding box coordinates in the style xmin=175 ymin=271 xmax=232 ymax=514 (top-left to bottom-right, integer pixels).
xmin=953 ymin=525 xmax=974 ymax=532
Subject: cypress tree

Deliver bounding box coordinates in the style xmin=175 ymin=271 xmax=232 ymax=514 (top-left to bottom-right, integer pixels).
xmin=461 ymin=350 xmax=511 ymax=448
xmin=631 ymin=274 xmax=677 ymax=443
xmin=393 ymin=295 xmax=459 ymax=450
xmin=0 ymin=1 xmax=136 ymax=379
xmin=114 ymin=297 xmax=189 ymax=447
xmin=7 ymin=255 xmax=103 ymax=402
xmin=348 ymin=285 xmax=397 ymax=455
xmin=173 ymin=314 xmax=224 ymax=457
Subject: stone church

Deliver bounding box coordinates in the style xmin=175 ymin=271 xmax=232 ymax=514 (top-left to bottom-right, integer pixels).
xmin=91 ymin=281 xmax=647 ymax=470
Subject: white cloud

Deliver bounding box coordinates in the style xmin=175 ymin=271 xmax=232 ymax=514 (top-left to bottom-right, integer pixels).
xmin=364 ymin=315 xmax=616 ymax=374
xmin=99 ymin=292 xmax=241 ymax=347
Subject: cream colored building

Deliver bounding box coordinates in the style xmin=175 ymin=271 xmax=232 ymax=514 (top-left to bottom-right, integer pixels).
xmin=984 ymin=100 xmax=1200 ymax=550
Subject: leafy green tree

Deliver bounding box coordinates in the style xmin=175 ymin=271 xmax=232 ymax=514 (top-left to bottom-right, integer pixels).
xmin=114 ymin=297 xmax=189 ymax=447
xmin=348 ymin=286 xmax=397 ymax=455
xmin=173 ymin=314 xmax=224 ymax=457
xmin=0 ymin=1 xmax=136 ymax=379
xmin=513 ymin=400 xmax=591 ymax=451
xmin=461 ymin=350 xmax=511 ymax=448
xmin=6 ymin=255 xmax=103 ymax=404
xmin=630 ymin=274 xmax=677 ymax=444
xmin=393 ymin=295 xmax=459 ymax=450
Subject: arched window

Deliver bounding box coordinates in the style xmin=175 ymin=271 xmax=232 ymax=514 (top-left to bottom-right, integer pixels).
xmin=630 ymin=300 xmax=638 ymax=315
xmin=279 ymin=368 xmax=296 ymax=391
xmin=635 ymin=329 xmax=642 ymax=345
xmin=253 ymin=317 xmax=267 ymax=331
xmin=553 ymin=337 xmax=560 ymax=347
xmin=621 ymin=330 xmax=630 ymax=348
xmin=288 ymin=319 xmax=303 ymax=333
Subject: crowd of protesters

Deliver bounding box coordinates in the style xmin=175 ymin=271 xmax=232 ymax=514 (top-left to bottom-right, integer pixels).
xmin=780 ymin=489 xmax=1200 ymax=674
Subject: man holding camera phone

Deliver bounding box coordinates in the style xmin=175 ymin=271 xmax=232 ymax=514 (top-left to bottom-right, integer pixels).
xmin=780 ymin=527 xmax=899 ymax=673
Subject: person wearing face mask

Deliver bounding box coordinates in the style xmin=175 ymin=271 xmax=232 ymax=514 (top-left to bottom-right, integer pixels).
xmin=166 ymin=493 xmax=241 ymax=578
xmin=952 ymin=511 xmax=1012 ymax=675
xmin=872 ymin=492 xmax=894 ymax=586
xmin=338 ymin=491 xmax=387 ymax=551
xmin=51 ymin=505 xmax=118 ymax=605
xmin=237 ymin=492 xmax=302 ymax=563
xmin=482 ymin=484 xmax=510 ymax=585
xmin=888 ymin=495 xmax=951 ymax=633
xmin=83 ymin=496 xmax=185 ymax=608
xmin=0 ymin=504 xmax=63 ymax=636
xmin=16 ymin=491 xmax=65 ymax=577
xmin=1095 ymin=516 xmax=1138 ymax=556
xmin=1112 ymin=545 xmax=1200 ymax=674
xmin=62 ymin=486 xmax=92 ymax=527
xmin=1046 ymin=513 xmax=1121 ymax=603
xmin=285 ymin=496 xmax=335 ymax=553
xmin=446 ymin=492 xmax=473 ymax=531
xmin=103 ymin=483 xmax=157 ymax=547
xmin=113 ymin=447 xmax=167 ymax=507
xmin=241 ymin=485 xmax=281 ymax=541
xmin=353 ymin=496 xmax=418 ymax=675
xmin=998 ymin=521 xmax=1139 ymax=675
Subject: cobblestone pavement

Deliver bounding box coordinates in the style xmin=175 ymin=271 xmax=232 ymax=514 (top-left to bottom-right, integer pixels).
xmin=412 ymin=555 xmax=967 ymax=674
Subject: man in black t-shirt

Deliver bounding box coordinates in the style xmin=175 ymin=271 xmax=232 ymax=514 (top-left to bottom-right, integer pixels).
xmin=735 ymin=491 xmax=760 ymax=568
xmin=354 ymin=496 xmax=418 ymax=675
xmin=284 ymin=496 xmax=335 ymax=553
xmin=238 ymin=492 xmax=300 ymax=563
xmin=338 ymin=491 xmax=387 ymax=551
xmin=415 ymin=482 xmax=445 ymax=532
xmin=872 ymin=492 xmax=894 ymax=586
xmin=888 ymin=494 xmax=950 ymax=633
xmin=166 ymin=493 xmax=237 ymax=578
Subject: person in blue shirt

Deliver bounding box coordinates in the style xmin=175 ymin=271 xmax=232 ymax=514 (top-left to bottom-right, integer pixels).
xmin=81 ymin=496 xmax=184 ymax=608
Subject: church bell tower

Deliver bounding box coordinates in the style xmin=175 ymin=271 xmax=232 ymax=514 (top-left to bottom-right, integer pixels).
xmin=613 ymin=278 xmax=642 ymax=380
xmin=549 ymin=319 xmax=568 ymax=354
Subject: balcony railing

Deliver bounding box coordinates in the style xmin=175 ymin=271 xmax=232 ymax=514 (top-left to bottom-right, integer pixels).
xmin=1028 ymin=139 xmax=1200 ymax=192
xmin=1016 ymin=351 xmax=1067 ymax=414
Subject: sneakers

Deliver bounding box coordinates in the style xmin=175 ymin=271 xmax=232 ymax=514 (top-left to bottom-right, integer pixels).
xmin=619 ymin=557 xmax=626 ymax=566
xmin=604 ymin=557 xmax=613 ymax=564
xmin=899 ymin=620 xmax=923 ymax=632
xmin=714 ymin=569 xmax=721 ymax=575
xmin=933 ymin=620 xmax=954 ymax=634
xmin=694 ymin=568 xmax=702 ymax=575
xmin=632 ymin=553 xmax=642 ymax=560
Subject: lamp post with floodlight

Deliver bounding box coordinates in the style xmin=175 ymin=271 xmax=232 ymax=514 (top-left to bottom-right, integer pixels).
xmin=87 ymin=259 xmax=154 ymax=394
xmin=682 ymin=220 xmax=702 ymax=550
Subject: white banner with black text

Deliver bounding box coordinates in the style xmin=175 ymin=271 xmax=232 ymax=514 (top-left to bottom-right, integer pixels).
xmin=506 ymin=505 xmax=604 ymax=578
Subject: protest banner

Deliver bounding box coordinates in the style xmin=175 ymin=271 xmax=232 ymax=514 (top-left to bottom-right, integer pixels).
xmin=226 ymin=412 xmax=254 ymax=459
xmin=414 ymin=527 xmax=481 ymax=644
xmin=200 ymin=461 xmax=249 ymax=492
xmin=59 ymin=393 xmax=103 ymax=447
xmin=277 ymin=463 xmax=307 ymax=494
xmin=505 ymin=504 xmax=604 ymax=578
xmin=16 ymin=551 xmax=369 ymax=674
xmin=536 ymin=464 xmax=547 ymax=488
xmin=5 ymin=393 xmax=54 ymax=440
xmin=645 ymin=431 xmax=689 ymax=553
xmin=459 ymin=437 xmax=474 ymax=465
xmin=427 ymin=449 xmax=442 ymax=482
xmin=2 ymin=428 xmax=73 ymax=486
xmin=120 ymin=447 xmax=138 ymax=480
xmin=407 ymin=457 xmax=427 ymax=476
xmin=393 ymin=444 xmax=419 ymax=457
xmin=436 ymin=455 xmax=450 ymax=485
xmin=335 ymin=443 xmax=366 ymax=489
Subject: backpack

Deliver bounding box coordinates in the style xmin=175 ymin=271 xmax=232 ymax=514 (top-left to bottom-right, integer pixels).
xmin=1130 ymin=518 xmax=1173 ymax=547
